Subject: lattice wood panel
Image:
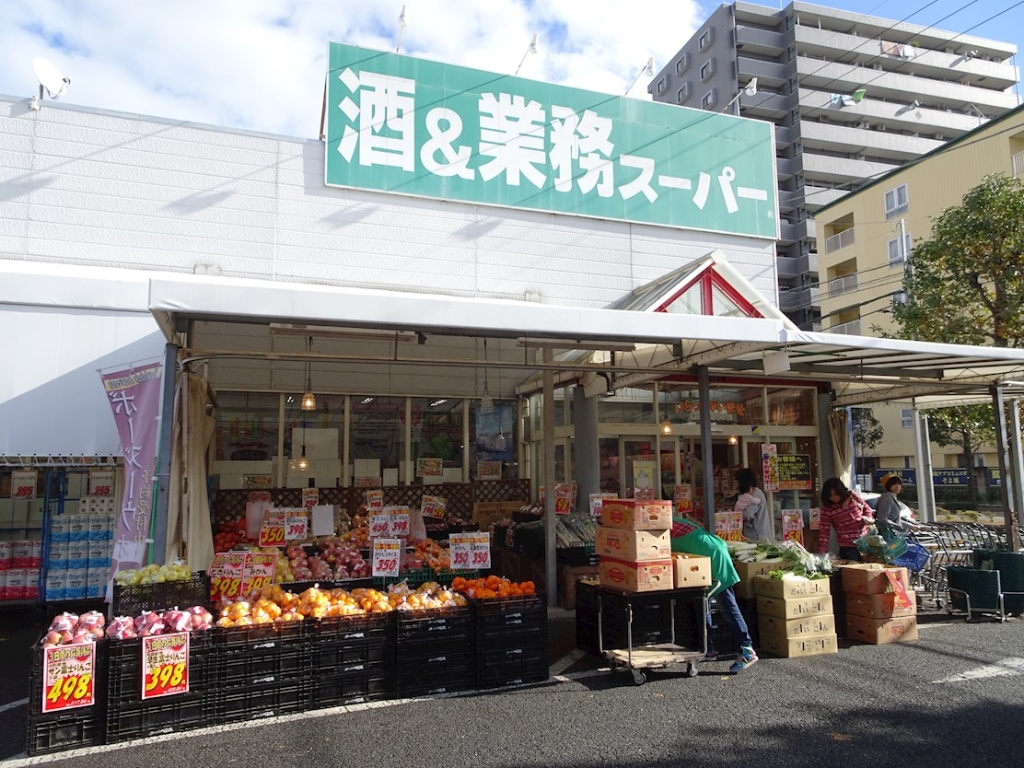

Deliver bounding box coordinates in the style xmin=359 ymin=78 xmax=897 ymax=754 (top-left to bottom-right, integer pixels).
xmin=473 ymin=479 xmax=531 ymax=504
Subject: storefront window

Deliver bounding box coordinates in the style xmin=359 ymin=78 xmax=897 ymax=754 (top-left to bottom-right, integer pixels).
xmin=599 ymin=389 xmax=654 ymax=424
xmin=768 ymin=387 xmax=816 ymax=426
xmin=473 ymin=400 xmax=516 ymax=479
xmin=350 ymin=396 xmax=406 ymax=486
xmin=214 ymin=393 xmax=281 ymax=462
xmin=660 ymin=384 xmax=762 ymax=427
xmin=553 ymin=387 xmax=567 ymax=428
xmin=599 ymin=438 xmax=620 ymax=495
xmin=411 ymin=398 xmax=464 ymax=484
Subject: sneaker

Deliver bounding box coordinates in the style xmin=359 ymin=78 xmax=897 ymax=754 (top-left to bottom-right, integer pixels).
xmin=729 ymin=647 xmax=758 ymax=673
xmin=704 ymin=648 xmax=718 ymax=661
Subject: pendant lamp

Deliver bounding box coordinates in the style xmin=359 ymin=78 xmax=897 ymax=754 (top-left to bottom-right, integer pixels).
xmin=301 ymin=336 xmax=316 ymax=411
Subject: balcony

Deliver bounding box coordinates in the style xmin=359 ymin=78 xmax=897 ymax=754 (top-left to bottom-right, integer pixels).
xmin=827 ymin=273 xmax=859 ymax=297
xmin=829 ymin=319 xmax=862 ymax=335
xmin=803 ymin=185 xmax=850 ymax=211
xmin=779 ymin=285 xmax=821 ymax=312
xmin=801 ymin=152 xmax=900 ymax=185
xmin=799 ymin=120 xmax=944 ymax=162
xmin=735 ymin=25 xmax=787 ymax=55
xmin=795 ymin=88 xmax=984 ymax=136
xmin=737 ymin=56 xmax=790 ymax=88
xmin=824 ymin=227 xmax=855 ymax=254
xmin=779 ymin=219 xmax=816 ymax=245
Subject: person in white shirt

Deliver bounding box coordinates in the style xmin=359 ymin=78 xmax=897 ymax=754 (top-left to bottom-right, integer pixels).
xmin=734 ymin=467 xmax=770 ymax=541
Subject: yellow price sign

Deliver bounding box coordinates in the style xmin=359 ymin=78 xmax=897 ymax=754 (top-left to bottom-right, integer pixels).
xmin=41 ymin=644 xmax=95 ymax=713
xmin=142 ymin=633 xmax=189 ymax=700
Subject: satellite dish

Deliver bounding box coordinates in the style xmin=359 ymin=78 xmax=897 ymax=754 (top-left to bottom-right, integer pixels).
xmin=30 ymin=57 xmax=70 ymax=109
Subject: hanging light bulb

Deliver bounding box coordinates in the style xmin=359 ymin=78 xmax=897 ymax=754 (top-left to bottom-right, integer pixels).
xmin=480 ymin=338 xmax=494 ymax=414
xmin=494 ymin=430 xmax=507 ymax=452
xmin=297 ymin=447 xmax=309 ymax=471
xmin=301 ymin=336 xmax=316 ymax=411
xmin=660 ymin=419 xmax=673 ymax=435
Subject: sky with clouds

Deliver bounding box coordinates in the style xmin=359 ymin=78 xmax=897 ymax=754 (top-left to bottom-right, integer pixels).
xmin=1 ymin=1 xmax=1021 ymax=140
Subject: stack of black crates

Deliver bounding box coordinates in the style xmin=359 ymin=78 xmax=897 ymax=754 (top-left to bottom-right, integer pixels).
xmin=314 ymin=612 xmax=393 ymax=706
xmin=474 ymin=593 xmax=548 ymax=689
xmin=27 ymin=643 xmax=107 ymax=756
xmin=215 ymin=623 xmax=310 ymax=723
xmin=576 ymin=581 xmax=701 ymax=655
xmin=395 ymin=605 xmax=474 ymax=697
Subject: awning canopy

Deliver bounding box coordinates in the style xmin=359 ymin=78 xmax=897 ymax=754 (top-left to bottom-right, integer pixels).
xmin=147 ymin=272 xmax=1024 ymax=407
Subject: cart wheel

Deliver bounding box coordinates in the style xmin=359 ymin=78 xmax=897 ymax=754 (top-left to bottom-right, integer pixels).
xmin=687 ymin=662 xmax=698 ymax=678
xmin=631 ymin=669 xmax=646 ymax=686
xmin=609 ymin=661 xmax=619 ymax=673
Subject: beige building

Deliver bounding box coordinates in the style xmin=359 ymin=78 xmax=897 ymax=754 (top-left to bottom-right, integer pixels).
xmin=815 ymin=102 xmax=1024 ymax=486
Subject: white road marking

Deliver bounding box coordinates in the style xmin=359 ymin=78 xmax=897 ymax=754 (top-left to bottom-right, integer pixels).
xmin=0 ymin=698 xmax=27 ymax=713
xmin=933 ymin=657 xmax=1024 ymax=683
xmin=549 ymin=648 xmax=585 ymax=676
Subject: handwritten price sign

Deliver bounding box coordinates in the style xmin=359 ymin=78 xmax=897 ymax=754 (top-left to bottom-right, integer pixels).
xmin=285 ymin=512 xmax=308 ymax=541
xmin=301 ymin=488 xmax=319 ymax=510
xmin=371 ymin=538 xmax=402 ymax=578
xmin=209 ymin=552 xmax=246 ymax=602
xmin=42 ymin=644 xmax=95 ymax=713
xmin=365 ymin=489 xmax=384 ymax=511
xmin=420 ymin=495 xmax=447 ymax=520
xmin=781 ymin=510 xmax=804 ymax=545
xmin=714 ymin=511 xmax=743 ymax=542
xmin=259 ymin=510 xmax=286 ymax=547
xmin=89 ymin=469 xmax=115 ymax=497
xmin=241 ymin=553 xmax=277 ymax=596
xmin=450 ymin=533 xmax=491 ymax=570
xmin=370 ymin=509 xmax=410 ymax=537
xmin=142 ymin=633 xmax=189 ymax=699
xmin=11 ymin=470 xmax=37 ymax=501
xmin=554 ymin=483 xmax=573 ymax=515
xmin=369 ymin=514 xmax=390 ymax=537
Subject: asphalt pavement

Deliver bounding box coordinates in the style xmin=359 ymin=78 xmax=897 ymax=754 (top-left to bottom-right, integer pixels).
xmin=2 ymin=606 xmax=1023 ymax=768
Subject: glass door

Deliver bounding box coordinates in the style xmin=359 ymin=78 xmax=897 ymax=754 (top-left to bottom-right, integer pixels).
xmin=621 ymin=438 xmax=656 ymax=499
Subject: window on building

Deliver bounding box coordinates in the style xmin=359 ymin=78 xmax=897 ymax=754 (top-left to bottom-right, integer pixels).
xmin=884 ymin=183 xmax=909 ymax=218
xmin=677 ymin=83 xmax=690 ymax=103
xmin=676 ymin=53 xmax=690 ymax=74
xmin=700 ymin=59 xmax=715 ymax=80
xmin=701 ymin=90 xmax=716 ymax=109
xmin=788 ymin=45 xmax=796 ymax=61
xmin=901 ymin=408 xmax=913 ymax=428
xmin=892 ymin=289 xmax=908 ymax=306
xmin=887 ymin=231 xmax=912 ymax=266
xmin=699 ymin=29 xmax=713 ymax=50
xmin=657 ymin=77 xmax=666 ymax=93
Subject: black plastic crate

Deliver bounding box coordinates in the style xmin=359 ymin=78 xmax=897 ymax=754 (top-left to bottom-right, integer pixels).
xmin=395 ymin=663 xmax=474 ymax=697
xmin=280 ymin=578 xmax=374 ymax=593
xmin=27 ymin=642 xmax=107 ymax=756
xmin=215 ymin=682 xmax=309 ymax=724
xmin=557 ymin=546 xmax=598 ymax=567
xmin=476 ymin=647 xmax=548 ymax=689
xmin=316 ymin=612 xmax=390 ymax=644
xmin=312 ymin=669 xmax=393 ymax=708
xmin=476 ymin=626 xmax=547 ymax=657
xmin=219 ymin=641 xmax=310 ymax=688
xmin=106 ymin=690 xmax=210 ymax=743
xmin=107 ymin=632 xmax=218 ymax=707
xmin=215 ymin=620 xmax=309 ymax=648
xmin=395 ymin=606 xmax=471 ymax=644
xmin=317 ymin=640 xmax=390 ymax=673
xmin=112 ymin=572 xmax=211 ymax=615
xmin=397 ymin=637 xmax=474 ymax=668
xmin=473 ymin=593 xmax=546 ymax=626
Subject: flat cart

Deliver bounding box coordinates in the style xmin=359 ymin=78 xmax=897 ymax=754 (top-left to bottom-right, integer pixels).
xmin=597 ymin=584 xmax=715 ymax=685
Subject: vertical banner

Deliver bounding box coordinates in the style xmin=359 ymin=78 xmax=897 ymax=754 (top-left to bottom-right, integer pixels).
xmin=102 ymin=363 xmax=164 ymax=591
xmin=761 ymin=444 xmax=779 ymax=492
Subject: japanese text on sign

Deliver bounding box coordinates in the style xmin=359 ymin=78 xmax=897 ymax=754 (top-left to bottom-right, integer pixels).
xmin=301 ymin=488 xmax=319 ymax=510
xmin=420 ymin=495 xmax=446 ymax=520
xmin=11 ymin=469 xmax=37 ymax=500
xmin=142 ymin=633 xmax=189 ymax=700
xmin=286 ymin=512 xmax=309 ymax=541
xmin=370 ymin=509 xmax=411 ymax=537
xmin=590 ymin=493 xmax=616 ymax=517
xmin=372 ymin=538 xmax=402 ymax=578
xmin=365 ymin=489 xmax=384 ymax=510
xmin=714 ymin=511 xmax=743 ymax=542
xmin=42 ymin=643 xmax=95 ymax=713
xmin=325 ymin=44 xmax=777 ymax=239
xmin=674 ymin=484 xmax=693 ymax=514
xmin=259 ymin=510 xmax=286 ymax=547
xmin=775 ymin=455 xmax=812 ymax=491
xmin=241 ymin=553 xmax=276 ymax=596
xmin=209 ymin=552 xmax=246 ymax=603
xmin=555 ymin=483 xmax=574 ymax=515
xmin=781 ymin=510 xmax=804 ymax=545
xmin=89 ymin=469 xmax=115 ymax=498
xmin=451 ymin=532 xmax=491 ymax=570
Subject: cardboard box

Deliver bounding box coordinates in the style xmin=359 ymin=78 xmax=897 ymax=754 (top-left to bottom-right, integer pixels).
xmin=599 ymin=558 xmax=674 ymax=592
xmin=754 ymin=575 xmax=831 ymax=600
xmin=600 ymin=499 xmax=673 ymax=531
xmin=756 ymin=594 xmax=834 ymax=620
xmin=557 ymin=564 xmax=600 ymax=609
xmin=840 ymin=563 xmax=909 ymax=595
xmin=595 ymin=527 xmax=671 ymax=562
xmin=845 ymin=592 xmax=916 ymax=619
xmin=760 ymin=632 xmax=839 ymax=658
xmin=473 ymin=501 xmax=523 ymax=530
xmin=846 ymin=614 xmax=919 ymax=644
xmin=759 ymin=613 xmax=836 ymax=640
xmin=673 ymin=553 xmax=712 ymax=588
xmin=733 ymin=558 xmax=789 ymax=599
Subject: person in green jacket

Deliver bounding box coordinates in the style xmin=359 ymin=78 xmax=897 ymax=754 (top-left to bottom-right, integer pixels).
xmin=671 ymin=516 xmax=758 ymax=672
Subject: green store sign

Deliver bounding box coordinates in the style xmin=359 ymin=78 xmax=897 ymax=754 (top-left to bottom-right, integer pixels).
xmin=324 ymin=43 xmax=778 ymax=239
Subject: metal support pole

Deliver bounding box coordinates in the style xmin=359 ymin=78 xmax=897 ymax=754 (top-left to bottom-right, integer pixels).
xmin=991 ymin=385 xmax=1020 ymax=550
xmin=276 ymin=393 xmax=286 ymax=488
xmin=543 ymin=349 xmax=557 ymax=605
xmin=404 ymin=396 xmax=412 ymax=485
xmin=152 ymin=343 xmax=178 ymax=566
xmin=1009 ymin=399 xmax=1024 ymax=550
xmin=462 ymin=399 xmax=471 ymax=483
xmin=698 ymin=365 xmax=714 ymax=530
xmin=913 ymin=407 xmax=935 ymax=524
xmin=342 ymin=396 xmax=351 ymax=487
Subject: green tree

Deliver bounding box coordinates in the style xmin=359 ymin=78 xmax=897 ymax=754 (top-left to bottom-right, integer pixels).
xmin=924 ymin=405 xmax=996 ymax=501
xmin=851 ymin=407 xmax=883 ymax=477
xmin=891 ymin=174 xmax=1024 ymax=347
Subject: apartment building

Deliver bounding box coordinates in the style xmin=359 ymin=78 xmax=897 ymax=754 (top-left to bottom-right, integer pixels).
xmin=815 ymin=103 xmax=1024 ymax=477
xmin=650 ymin=1 xmax=1018 ymax=330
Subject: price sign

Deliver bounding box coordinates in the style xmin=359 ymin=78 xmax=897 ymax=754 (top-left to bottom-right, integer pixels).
xmin=555 ymin=483 xmax=573 ymax=515
xmin=385 ymin=506 xmax=411 ymax=536
xmin=208 ymin=552 xmax=246 ymax=602
xmin=365 ymin=489 xmax=384 ymax=511
xmin=241 ymin=552 xmax=277 ymax=595
xmin=286 ymin=512 xmax=309 ymax=541
xmin=420 ymin=495 xmax=447 ymax=519
xmin=88 ymin=469 xmax=115 ymax=498
xmin=11 ymin=470 xmax=37 ymax=501
xmin=301 ymin=488 xmax=319 ymax=510
xmin=258 ymin=510 xmax=286 ymax=547
xmin=470 ymin=532 xmax=491 ymax=569
xmin=142 ymin=633 xmax=189 ymax=700
xmin=450 ymin=533 xmax=490 ymax=570
xmin=674 ymin=484 xmax=693 ymax=513
xmin=369 ymin=514 xmax=390 ymax=537
xmin=371 ymin=538 xmax=402 ymax=578
xmin=41 ymin=643 xmax=95 ymax=713
xmin=781 ymin=510 xmax=804 ymax=544
xmin=589 ymin=493 xmax=616 ymax=517
xmin=714 ymin=511 xmax=743 ymax=542
xmin=477 ymin=461 xmax=502 ymax=480
xmin=762 ymin=444 xmax=779 ymax=493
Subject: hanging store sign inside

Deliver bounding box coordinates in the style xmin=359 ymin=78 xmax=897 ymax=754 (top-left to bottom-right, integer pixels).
xmin=325 ymin=44 xmax=778 ymax=239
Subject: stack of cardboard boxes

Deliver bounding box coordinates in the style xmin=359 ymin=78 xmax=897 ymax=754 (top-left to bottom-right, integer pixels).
xmin=755 ymin=576 xmax=838 ymax=657
xmin=841 ymin=563 xmax=918 ymax=644
xmin=596 ymin=500 xmax=675 ymax=592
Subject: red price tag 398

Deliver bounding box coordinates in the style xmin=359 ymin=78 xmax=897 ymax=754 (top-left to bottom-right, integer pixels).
xmin=142 ymin=633 xmax=189 ymax=699
xmin=241 ymin=553 xmax=277 ymax=596
xmin=42 ymin=644 xmax=95 ymax=713
xmin=286 ymin=514 xmax=308 ymax=541
xmin=209 ymin=552 xmax=246 ymax=602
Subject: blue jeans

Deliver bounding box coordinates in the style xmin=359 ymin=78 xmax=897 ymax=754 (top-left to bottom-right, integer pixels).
xmin=707 ymin=586 xmax=752 ymax=652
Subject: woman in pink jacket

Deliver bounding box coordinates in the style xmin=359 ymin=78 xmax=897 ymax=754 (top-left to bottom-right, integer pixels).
xmin=818 ymin=477 xmax=874 ymax=560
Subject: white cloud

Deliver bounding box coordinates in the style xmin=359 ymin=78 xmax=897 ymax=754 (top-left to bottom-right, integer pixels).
xmin=0 ymin=0 xmax=703 ymax=138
